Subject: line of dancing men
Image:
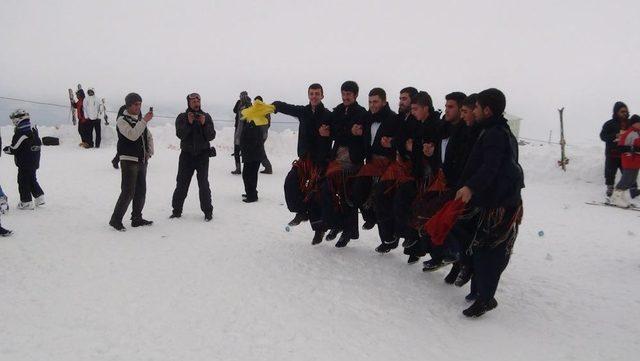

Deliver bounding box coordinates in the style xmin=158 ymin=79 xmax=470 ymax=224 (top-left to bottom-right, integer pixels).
xmin=273 ymin=82 xmax=524 ymax=317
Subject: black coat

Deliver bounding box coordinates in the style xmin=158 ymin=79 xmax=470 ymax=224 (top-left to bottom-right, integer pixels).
xmin=240 ymin=120 xmax=267 ymax=163
xmin=366 ymin=103 xmax=399 ymax=160
xmin=3 ymin=122 xmax=42 ymax=169
xmin=175 ymin=109 xmax=216 ymax=155
xmin=330 ymin=102 xmax=368 ymax=164
xmin=272 ymin=101 xmax=333 ymax=165
xmin=460 ymin=115 xmax=524 ymax=208
xmin=599 ymin=118 xmax=626 ymax=158
xmin=410 ymin=114 xmax=443 ymax=180
xmin=441 ymin=121 xmax=473 ymax=187
xmin=394 ymin=111 xmax=417 ymax=160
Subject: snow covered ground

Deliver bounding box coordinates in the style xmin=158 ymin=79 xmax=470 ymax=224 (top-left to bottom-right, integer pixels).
xmin=0 ymin=124 xmax=638 ymax=361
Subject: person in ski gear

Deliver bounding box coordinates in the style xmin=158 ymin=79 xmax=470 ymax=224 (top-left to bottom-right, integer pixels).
xmin=83 ymin=87 xmax=102 ymax=148
xmin=454 ymin=88 xmax=524 ymax=318
xmin=254 ymin=96 xmax=273 ymax=174
xmin=610 ymin=114 xmax=640 ymax=207
xmin=109 ymin=93 xmax=154 ymax=231
xmin=232 ymin=91 xmax=252 ymax=175
xmin=600 ymin=101 xmax=633 ymax=197
xmin=170 ymin=93 xmax=216 ymax=221
xmin=273 ymin=83 xmax=333 ymax=244
xmin=3 ymin=109 xmax=45 ymax=210
xmin=320 ymin=80 xmax=368 ymax=248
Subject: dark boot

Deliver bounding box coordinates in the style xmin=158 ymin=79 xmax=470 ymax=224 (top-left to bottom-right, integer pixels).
xmin=444 ymin=263 xmax=461 ymax=284
xmin=407 ymin=255 xmax=421 ymax=264
xmin=335 ymin=234 xmax=351 ymax=248
xmin=362 ymin=220 xmax=376 ymax=230
xmin=463 ymin=298 xmax=498 ymax=318
xmin=312 ymin=230 xmax=325 ymax=245
xmin=325 ymin=229 xmax=340 ymax=241
xmin=109 ymin=220 xmax=126 ymax=232
xmin=131 ymin=218 xmax=153 ymax=227
xmin=0 ymin=226 xmax=12 ymax=237
xmin=455 ymin=265 xmax=473 ymax=287
xmin=288 ymin=212 xmax=309 ymax=227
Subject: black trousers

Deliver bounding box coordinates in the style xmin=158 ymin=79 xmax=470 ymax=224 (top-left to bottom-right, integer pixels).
xmin=242 ymin=161 xmax=260 ymax=199
xmin=395 ymin=181 xmax=429 ymax=257
xmin=473 ymin=239 xmax=511 ymax=303
xmin=171 ymin=151 xmax=212 ymax=216
xmin=604 ymin=156 xmax=626 ymax=186
xmin=110 ymin=161 xmax=147 ymax=223
xmin=79 ymin=122 xmax=91 ymax=145
xmin=233 ymin=145 xmax=242 ymax=171
xmin=320 ymin=178 xmax=359 ymax=239
xmin=373 ymin=180 xmax=397 ymax=245
xmin=351 ymin=176 xmax=377 ymax=224
xmin=87 ymin=119 xmax=101 ymax=148
xmin=17 ymin=168 xmax=44 ymax=202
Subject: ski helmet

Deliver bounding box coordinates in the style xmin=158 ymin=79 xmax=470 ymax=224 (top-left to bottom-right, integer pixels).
xmin=9 ymin=109 xmax=29 ymax=125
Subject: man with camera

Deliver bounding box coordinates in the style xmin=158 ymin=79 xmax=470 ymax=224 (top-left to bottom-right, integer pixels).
xmin=170 ymin=93 xmax=217 ymax=221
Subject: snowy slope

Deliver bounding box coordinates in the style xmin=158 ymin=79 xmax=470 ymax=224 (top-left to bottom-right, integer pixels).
xmin=0 ymin=124 xmax=638 ymax=361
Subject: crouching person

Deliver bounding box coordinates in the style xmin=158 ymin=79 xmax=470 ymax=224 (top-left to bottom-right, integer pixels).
xmin=455 ymin=88 xmax=524 ymax=318
xmin=3 ymin=109 xmax=45 ymax=210
xmin=109 ymin=93 xmax=154 ymax=231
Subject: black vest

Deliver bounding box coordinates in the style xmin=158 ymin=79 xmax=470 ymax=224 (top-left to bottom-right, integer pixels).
xmin=117 ymin=113 xmax=149 ymax=163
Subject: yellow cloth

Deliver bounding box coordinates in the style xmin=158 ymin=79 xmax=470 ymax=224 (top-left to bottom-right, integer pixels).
xmin=240 ymin=100 xmax=275 ymax=126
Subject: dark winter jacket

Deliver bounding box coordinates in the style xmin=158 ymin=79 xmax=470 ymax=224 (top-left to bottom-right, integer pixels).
xmin=366 ymin=103 xmax=399 ymax=160
xmin=240 ymin=120 xmax=267 ymax=163
xmin=3 ymin=120 xmax=42 ymax=169
xmin=272 ymin=101 xmax=333 ymax=165
xmin=460 ymin=115 xmax=524 ymax=208
xmin=441 ymin=121 xmax=473 ymax=187
xmin=116 ymin=110 xmax=154 ymax=163
xmin=330 ymin=102 xmax=368 ymax=164
xmin=600 ymin=118 xmax=627 ymax=158
xmin=394 ymin=111 xmax=418 ymax=160
xmin=409 ymin=114 xmax=443 ymax=180
xmin=175 ymin=109 xmax=216 ymax=155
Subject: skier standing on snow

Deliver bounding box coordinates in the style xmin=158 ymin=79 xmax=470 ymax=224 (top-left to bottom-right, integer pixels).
xmin=109 ymin=93 xmax=154 ymax=231
xmin=454 ymin=88 xmax=524 ymax=317
xmin=610 ymin=114 xmax=640 ymax=207
xmin=83 ymin=88 xmax=102 ymax=148
xmin=3 ymin=109 xmax=45 ymax=210
xmin=231 ymin=91 xmax=252 ymax=175
xmin=272 ymin=83 xmax=333 ymax=244
xmin=170 ymin=93 xmax=216 ymax=221
xmin=600 ymin=102 xmax=634 ymax=197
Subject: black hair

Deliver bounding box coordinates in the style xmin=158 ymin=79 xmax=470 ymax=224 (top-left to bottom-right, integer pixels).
xmin=477 ymin=88 xmax=506 ymax=116
xmin=411 ymin=91 xmax=433 ymax=109
xmin=341 ymin=80 xmax=359 ymax=95
xmin=254 ymin=96 xmax=263 ymax=101
xmin=400 ymin=87 xmax=418 ymax=98
xmin=445 ymin=92 xmax=467 ymax=106
xmin=308 ymin=83 xmax=324 ymax=95
xmin=368 ymin=87 xmax=387 ymax=101
xmin=462 ymin=93 xmax=478 ymax=108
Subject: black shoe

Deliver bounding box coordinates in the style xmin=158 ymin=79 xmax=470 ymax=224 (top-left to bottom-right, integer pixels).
xmin=109 ymin=220 xmax=126 ymax=232
xmin=204 ymin=213 xmax=213 ymax=222
xmin=606 ymin=186 xmax=614 ymax=198
xmin=375 ymin=242 xmax=394 ymax=254
xmin=170 ymin=212 xmax=181 ymax=219
xmin=312 ymin=230 xmax=326 ymax=245
xmin=444 ymin=263 xmax=461 ymax=284
xmin=111 ymin=159 xmax=119 ymax=169
xmin=362 ymin=221 xmax=376 ymax=230
xmin=260 ymin=169 xmax=273 ymax=174
xmin=335 ymin=234 xmax=351 ymax=248
xmin=422 ymin=258 xmax=446 ymax=272
xmin=242 ymin=193 xmax=247 ymax=198
xmin=463 ymin=298 xmax=498 ymax=318
xmin=288 ymin=213 xmax=309 ymax=227
xmin=231 ymin=169 xmax=241 ymax=175
xmin=631 ymin=188 xmax=640 ymax=199
xmin=407 ymin=255 xmax=420 ymax=264
xmin=0 ymin=227 xmax=12 ymax=237
xmin=325 ymin=229 xmax=340 ymax=241
xmin=455 ymin=266 xmax=473 ymax=287
xmin=131 ymin=218 xmax=153 ymax=227
xmin=243 ymin=197 xmax=258 ymax=203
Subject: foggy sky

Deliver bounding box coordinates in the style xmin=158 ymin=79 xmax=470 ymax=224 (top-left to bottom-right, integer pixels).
xmin=1 ymin=0 xmax=639 ymax=143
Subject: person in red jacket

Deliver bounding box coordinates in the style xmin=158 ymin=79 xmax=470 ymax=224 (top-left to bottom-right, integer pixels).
xmin=70 ymin=89 xmax=89 ymax=147
xmin=610 ymin=114 xmax=640 ymax=207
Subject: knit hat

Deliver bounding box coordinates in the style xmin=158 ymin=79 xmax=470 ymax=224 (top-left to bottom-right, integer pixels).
xmin=125 ymin=92 xmax=142 ymax=107
xmin=613 ymin=101 xmax=628 ymax=116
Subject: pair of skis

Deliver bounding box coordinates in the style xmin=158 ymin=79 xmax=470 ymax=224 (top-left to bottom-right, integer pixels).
xmin=585 ymin=201 xmax=640 ymax=212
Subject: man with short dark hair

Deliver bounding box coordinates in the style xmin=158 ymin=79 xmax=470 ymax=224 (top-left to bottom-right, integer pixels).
xmin=273 ymin=83 xmax=333 ymax=244
xmin=600 ymin=101 xmax=635 ymax=197
xmin=109 ymin=93 xmax=154 ymax=231
xmin=455 ymin=88 xmax=524 ymax=317
xmin=321 ymin=81 xmax=367 ymax=248
xmin=170 ymin=93 xmax=216 ymax=221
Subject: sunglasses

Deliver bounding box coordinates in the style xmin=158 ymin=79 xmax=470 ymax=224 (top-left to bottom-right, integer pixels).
xmin=188 ymin=93 xmax=201 ymax=100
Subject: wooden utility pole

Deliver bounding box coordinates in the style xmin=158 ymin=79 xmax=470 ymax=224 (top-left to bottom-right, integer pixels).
xmin=558 ymin=107 xmax=568 ymax=171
